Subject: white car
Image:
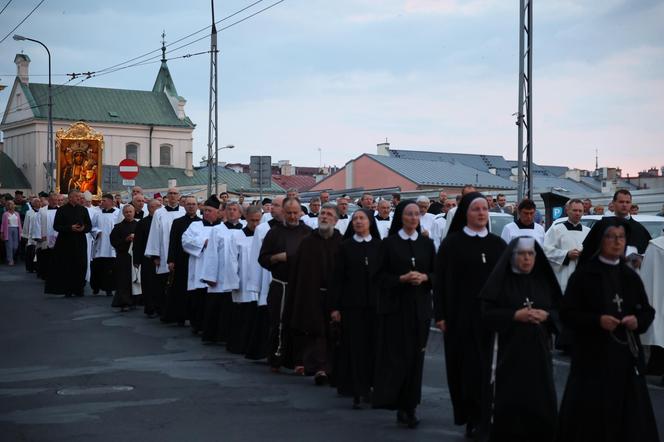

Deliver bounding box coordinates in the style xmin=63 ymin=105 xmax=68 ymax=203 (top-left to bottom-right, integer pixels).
xmin=552 ymin=215 xmax=664 ymax=238
xmin=489 ymin=212 xmax=515 ymax=235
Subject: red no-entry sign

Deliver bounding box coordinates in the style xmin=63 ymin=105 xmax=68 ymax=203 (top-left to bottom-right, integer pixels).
xmin=118 ymin=159 xmax=139 ymax=179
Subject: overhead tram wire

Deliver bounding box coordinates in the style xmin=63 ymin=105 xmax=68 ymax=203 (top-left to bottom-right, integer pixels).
xmin=0 ymin=0 xmax=46 ymax=44
xmin=0 ymin=0 xmax=14 ymax=15
xmin=91 ymin=0 xmax=268 ymax=76
xmin=1 ymin=0 xmax=287 ymax=119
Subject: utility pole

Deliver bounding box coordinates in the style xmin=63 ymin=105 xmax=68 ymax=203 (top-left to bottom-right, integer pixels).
xmin=516 ymin=0 xmax=533 ymax=201
xmin=207 ymin=0 xmax=219 ymax=197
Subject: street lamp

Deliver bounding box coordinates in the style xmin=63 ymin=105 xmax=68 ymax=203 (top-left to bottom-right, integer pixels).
xmin=14 ymin=34 xmax=53 ymax=192
xmin=208 ymin=144 xmax=234 ymax=195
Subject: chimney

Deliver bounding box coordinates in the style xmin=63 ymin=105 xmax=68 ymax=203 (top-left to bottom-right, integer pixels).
xmin=14 ymin=54 xmax=31 ymax=84
xmin=377 ymin=141 xmax=390 ymax=156
xmin=185 ymin=151 xmax=193 ymax=177
xmin=168 ymin=178 xmax=177 ymax=188
xmin=176 ymin=97 xmax=186 ymax=120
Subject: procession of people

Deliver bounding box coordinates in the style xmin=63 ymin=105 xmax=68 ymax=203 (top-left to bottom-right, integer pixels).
xmin=1 ymin=185 xmax=662 ymax=440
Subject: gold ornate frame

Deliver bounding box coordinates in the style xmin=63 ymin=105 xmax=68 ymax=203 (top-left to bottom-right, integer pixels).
xmin=55 ymin=122 xmax=104 ymax=196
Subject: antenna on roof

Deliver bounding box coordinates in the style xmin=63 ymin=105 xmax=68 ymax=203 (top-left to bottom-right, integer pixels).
xmin=595 ymin=147 xmax=598 ymax=170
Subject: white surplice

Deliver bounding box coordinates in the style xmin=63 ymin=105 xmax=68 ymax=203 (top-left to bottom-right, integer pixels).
xmin=39 ymin=206 xmax=59 ymax=249
xmin=302 ymin=214 xmax=319 ymax=229
xmin=181 ymin=220 xmax=214 ymax=291
xmin=144 ymin=206 xmax=186 ymax=274
xmin=375 ymin=217 xmax=392 ymax=239
xmin=200 ymin=224 xmax=240 ymax=293
xmin=247 ymin=221 xmax=273 ymax=306
xmin=500 ymin=222 xmax=545 ymax=246
xmin=430 ymin=214 xmax=448 ymax=251
xmin=335 ymin=217 xmax=350 ymax=235
xmin=92 ymin=208 xmax=122 ymax=259
xmin=641 ymin=236 xmax=664 ymax=348
xmin=542 ymin=222 xmax=590 ymax=292
xmin=231 ymin=229 xmax=259 ymax=303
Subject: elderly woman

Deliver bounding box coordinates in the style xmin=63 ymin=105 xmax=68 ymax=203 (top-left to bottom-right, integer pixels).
xmin=1 ymin=200 xmax=22 ymax=266
xmin=479 ymin=237 xmax=561 ymax=442
xmin=557 ymin=217 xmax=659 ymax=442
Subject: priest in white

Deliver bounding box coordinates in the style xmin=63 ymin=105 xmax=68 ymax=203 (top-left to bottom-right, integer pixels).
xmin=430 ymin=213 xmax=448 ymax=251
xmin=500 ymin=199 xmax=545 ymax=245
xmin=374 ymin=200 xmax=392 ymax=239
xmin=245 ymin=196 xmax=283 ymax=359
xmin=227 ymin=206 xmax=263 ymax=354
xmin=543 ymin=199 xmax=590 ymax=292
xmin=417 ymin=196 xmax=436 ymax=238
xmin=144 ymin=187 xmax=185 ymax=315
xmin=302 ymin=197 xmax=321 ymax=229
xmin=38 ymin=192 xmax=60 ymax=281
xmin=90 ymin=194 xmax=122 ymax=295
xmin=182 ymin=195 xmax=223 ymax=334
xmin=335 ymin=196 xmax=351 ymax=235
xmin=22 ymin=197 xmax=41 ymax=273
xmin=199 ymin=217 xmax=240 ymax=343
xmin=641 ymin=233 xmax=664 ymax=350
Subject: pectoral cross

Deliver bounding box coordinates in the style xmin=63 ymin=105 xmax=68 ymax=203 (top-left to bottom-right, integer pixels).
xmin=523 ymin=298 xmax=534 ymax=309
xmin=481 ymin=253 xmax=486 ymax=264
xmin=613 ymin=293 xmax=623 ymax=313
xmin=411 ymin=257 xmax=416 ymax=270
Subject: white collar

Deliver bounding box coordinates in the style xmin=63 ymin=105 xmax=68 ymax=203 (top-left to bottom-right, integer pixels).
xmin=353 ymin=234 xmax=372 ymax=243
xmin=398 ymin=228 xmax=418 ymax=241
xmin=463 ymin=226 xmax=488 ymax=237
xmin=598 ymin=255 xmax=620 ymax=266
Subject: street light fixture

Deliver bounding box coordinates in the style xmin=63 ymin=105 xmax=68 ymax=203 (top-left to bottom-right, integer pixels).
xmin=14 ymin=34 xmax=54 ymax=192
xmin=209 ymin=144 xmax=235 ymax=195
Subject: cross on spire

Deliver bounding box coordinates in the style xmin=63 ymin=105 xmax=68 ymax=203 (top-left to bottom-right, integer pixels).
xmin=161 ymin=30 xmax=166 ymax=63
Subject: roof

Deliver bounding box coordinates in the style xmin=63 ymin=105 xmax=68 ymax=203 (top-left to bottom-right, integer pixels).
xmin=388 ymin=149 xmax=513 ymax=176
xmin=530 ymin=176 xmax=598 ymax=194
xmin=102 ymin=165 xmax=285 ymax=194
xmin=152 ymin=61 xmax=180 ymax=98
xmin=0 ymin=151 xmax=31 ymax=189
xmin=17 ymin=81 xmax=194 ymax=128
xmin=271 ymin=175 xmax=316 ymax=192
xmin=367 ymin=154 xmax=516 ymax=189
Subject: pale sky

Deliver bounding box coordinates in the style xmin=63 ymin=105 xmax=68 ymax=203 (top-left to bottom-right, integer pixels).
xmin=1 ymin=0 xmax=663 ymax=175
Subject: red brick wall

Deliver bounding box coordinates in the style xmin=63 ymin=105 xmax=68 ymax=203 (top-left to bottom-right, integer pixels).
xmin=311 ymin=155 xmax=417 ymax=191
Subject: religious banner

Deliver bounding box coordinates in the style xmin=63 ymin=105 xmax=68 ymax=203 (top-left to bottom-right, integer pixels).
xmin=55 ymin=121 xmax=104 ymax=196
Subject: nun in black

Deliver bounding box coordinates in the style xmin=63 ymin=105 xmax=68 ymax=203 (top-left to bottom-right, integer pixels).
xmin=558 ymin=217 xmax=659 ymax=442
xmin=479 ymin=237 xmax=561 ymax=442
xmin=329 ymin=209 xmax=382 ymax=408
xmin=372 ymin=201 xmax=436 ymax=428
xmin=433 ymin=192 xmax=506 ymax=438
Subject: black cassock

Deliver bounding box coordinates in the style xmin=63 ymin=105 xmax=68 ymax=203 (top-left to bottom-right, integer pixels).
xmin=164 ymin=214 xmax=201 ymax=324
xmin=133 ymin=214 xmax=157 ymax=316
xmin=329 ymin=236 xmax=381 ymax=399
xmin=372 ymin=233 xmax=435 ymax=411
xmin=558 ymin=257 xmax=659 ymax=442
xmin=46 ymin=203 xmax=92 ymax=296
xmin=434 ymin=231 xmax=506 ymax=427
xmin=110 ymin=219 xmax=138 ymax=308
xmin=479 ymin=239 xmax=561 ymax=442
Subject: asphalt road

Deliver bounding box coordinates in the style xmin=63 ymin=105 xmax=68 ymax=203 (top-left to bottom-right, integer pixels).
xmin=1 ymin=264 xmax=663 ymax=442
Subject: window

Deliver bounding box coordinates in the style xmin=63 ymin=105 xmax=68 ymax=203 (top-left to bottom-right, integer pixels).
xmin=126 ymin=143 xmax=138 ymax=161
xmin=160 ymin=144 xmax=172 ymax=166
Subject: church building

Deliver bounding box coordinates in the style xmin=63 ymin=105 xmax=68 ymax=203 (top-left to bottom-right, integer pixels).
xmin=0 ymin=46 xmax=195 ymax=193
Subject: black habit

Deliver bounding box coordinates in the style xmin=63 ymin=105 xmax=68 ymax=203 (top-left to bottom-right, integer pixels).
xmin=110 ymin=219 xmax=138 ymax=308
xmin=45 ymin=203 xmax=92 ymax=296
xmin=258 ymin=221 xmax=311 ymax=368
xmin=164 ymin=214 xmax=201 ymax=324
xmin=133 ymin=214 xmax=157 ymax=316
xmin=557 ymin=256 xmax=659 ymax=442
xmin=479 ymin=239 xmax=561 ymax=442
xmin=372 ymin=232 xmax=435 ymax=412
xmin=286 ymin=228 xmax=343 ymax=375
xmin=329 ymin=235 xmax=381 ymax=400
xmin=434 ymin=230 xmax=506 ymax=428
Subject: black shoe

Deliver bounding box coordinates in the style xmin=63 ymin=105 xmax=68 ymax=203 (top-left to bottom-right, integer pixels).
xmin=314 ymin=371 xmax=328 ymax=386
xmin=405 ymin=409 xmax=419 ymax=429
xmin=352 ymin=397 xmax=361 ymax=410
xmin=396 ymin=410 xmax=408 ymax=425
xmin=465 ymin=422 xmax=476 ymax=439
xmin=105 ymin=291 xmax=113 ymax=297
xmin=93 ymin=289 xmax=99 ymax=295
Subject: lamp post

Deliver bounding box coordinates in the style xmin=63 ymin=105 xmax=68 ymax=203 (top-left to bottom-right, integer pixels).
xmin=14 ymin=34 xmax=53 ymax=192
xmin=206 ymin=144 xmax=234 ymax=196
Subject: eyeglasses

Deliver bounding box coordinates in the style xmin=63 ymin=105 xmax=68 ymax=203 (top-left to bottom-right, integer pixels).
xmin=605 ymin=234 xmax=626 ymax=241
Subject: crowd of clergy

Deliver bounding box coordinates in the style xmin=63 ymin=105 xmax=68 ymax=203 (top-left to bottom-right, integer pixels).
xmin=3 ymin=183 xmax=663 ymax=441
